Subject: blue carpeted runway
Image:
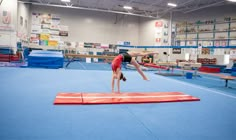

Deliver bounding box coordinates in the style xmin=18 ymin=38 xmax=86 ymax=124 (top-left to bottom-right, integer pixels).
xmin=0 ymin=63 xmax=236 ymax=140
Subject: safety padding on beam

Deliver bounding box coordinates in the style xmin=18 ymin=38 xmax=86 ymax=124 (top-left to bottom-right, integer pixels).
xmin=54 ymin=92 xmax=200 ymax=105
xmin=54 ymin=93 xmax=83 ymax=104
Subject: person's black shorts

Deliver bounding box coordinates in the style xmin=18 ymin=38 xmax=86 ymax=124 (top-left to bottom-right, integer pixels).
xmin=122 ymin=53 xmax=132 ymax=63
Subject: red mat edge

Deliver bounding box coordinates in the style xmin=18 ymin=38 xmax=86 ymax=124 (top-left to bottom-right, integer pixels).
xmin=54 ymin=92 xmax=200 ymax=105
xmin=54 ymin=99 xmax=200 ymax=105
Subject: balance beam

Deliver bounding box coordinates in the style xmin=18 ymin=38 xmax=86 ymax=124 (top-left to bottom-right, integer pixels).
xmin=65 ymin=54 xmax=116 ymax=59
xmin=64 ymin=54 xmax=117 ymax=68
xmin=54 ymin=92 xmax=200 ymax=105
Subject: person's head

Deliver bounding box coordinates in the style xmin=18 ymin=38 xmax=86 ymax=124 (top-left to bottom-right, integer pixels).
xmin=120 ymin=72 xmax=126 ymax=82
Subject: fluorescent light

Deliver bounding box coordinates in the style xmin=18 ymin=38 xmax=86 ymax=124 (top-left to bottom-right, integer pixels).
xmin=61 ymin=0 xmax=70 ymax=2
xmin=167 ymin=3 xmax=177 ymax=7
xmin=123 ymin=6 xmax=133 ymax=10
xmin=227 ymin=0 xmax=236 ymax=2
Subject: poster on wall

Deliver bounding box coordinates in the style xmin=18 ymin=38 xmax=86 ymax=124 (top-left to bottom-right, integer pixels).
xmin=41 ymin=24 xmax=50 ymax=29
xmin=39 ymin=40 xmax=48 ymax=46
xmin=50 ymin=35 xmax=60 ymax=42
xmin=50 ymin=25 xmax=60 ymax=31
xmin=48 ymin=40 xmax=58 ymax=47
xmin=31 ymin=25 xmax=41 ymax=34
xmin=32 ymin=13 xmax=41 ymax=25
xmin=51 ymin=14 xmax=60 ymax=25
xmin=155 ymin=21 xmax=163 ymax=27
xmin=154 ymin=20 xmax=169 ymax=46
xmin=50 ymin=30 xmax=59 ymax=35
xmin=202 ymin=48 xmax=210 ymax=54
xmin=41 ymin=29 xmax=50 ymax=34
xmin=172 ymin=48 xmax=181 ymax=54
xmin=2 ymin=11 xmax=11 ymax=24
xmin=30 ymin=34 xmax=40 ymax=45
xmin=40 ymin=34 xmax=50 ymax=40
xmin=229 ymin=49 xmax=236 ymax=59
xmin=41 ymin=14 xmax=51 ymax=24
xmin=59 ymin=25 xmax=69 ymax=36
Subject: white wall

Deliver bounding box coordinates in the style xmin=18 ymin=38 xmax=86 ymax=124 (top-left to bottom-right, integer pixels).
xmin=0 ymin=0 xmax=18 ymax=27
xmin=30 ymin=5 xmax=140 ymax=45
xmin=0 ymin=0 xmax=18 ymax=52
xmin=17 ymin=2 xmax=30 ymax=41
xmin=138 ymin=18 xmax=156 ymax=46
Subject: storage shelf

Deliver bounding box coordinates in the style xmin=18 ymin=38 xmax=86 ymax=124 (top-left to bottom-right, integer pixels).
xmin=175 ymin=38 xmax=236 ymax=41
xmin=175 ymin=18 xmax=236 ymax=46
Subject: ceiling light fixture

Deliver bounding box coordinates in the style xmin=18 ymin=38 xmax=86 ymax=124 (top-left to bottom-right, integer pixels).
xmin=61 ymin=0 xmax=71 ymax=2
xmin=167 ymin=3 xmax=177 ymax=7
xmin=226 ymin=0 xmax=236 ymax=2
xmin=123 ymin=6 xmax=133 ymax=10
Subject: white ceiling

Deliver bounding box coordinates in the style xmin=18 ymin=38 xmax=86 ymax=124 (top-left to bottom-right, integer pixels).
xmin=18 ymin=0 xmax=235 ymax=18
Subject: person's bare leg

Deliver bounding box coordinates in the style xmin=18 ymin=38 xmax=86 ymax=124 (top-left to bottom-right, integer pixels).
xmin=128 ymin=51 xmax=158 ymax=57
xmin=130 ymin=58 xmax=148 ymax=80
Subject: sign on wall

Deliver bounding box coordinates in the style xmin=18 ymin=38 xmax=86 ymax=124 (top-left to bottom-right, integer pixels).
xmin=172 ymin=48 xmax=181 ymax=54
xmin=30 ymin=13 xmax=64 ymax=47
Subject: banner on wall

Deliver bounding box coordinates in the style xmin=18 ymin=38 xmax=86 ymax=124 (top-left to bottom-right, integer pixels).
xmin=48 ymin=40 xmax=58 ymax=47
xmin=32 ymin=13 xmax=41 ymax=25
xmin=202 ymin=48 xmax=210 ymax=54
xmin=41 ymin=14 xmax=51 ymax=24
xmin=31 ymin=25 xmax=41 ymax=34
xmin=154 ymin=20 xmax=169 ymax=46
xmin=40 ymin=34 xmax=50 ymax=40
xmin=50 ymin=25 xmax=60 ymax=31
xmin=59 ymin=25 xmax=68 ymax=36
xmin=156 ymin=38 xmax=161 ymax=43
xmin=155 ymin=21 xmax=163 ymax=27
xmin=50 ymin=30 xmax=59 ymax=35
xmin=51 ymin=14 xmax=60 ymax=25
xmin=230 ymin=49 xmax=236 ymax=59
xmin=2 ymin=11 xmax=11 ymax=24
xmin=172 ymin=48 xmax=181 ymax=54
xmin=50 ymin=35 xmax=60 ymax=42
xmin=30 ymin=34 xmax=40 ymax=45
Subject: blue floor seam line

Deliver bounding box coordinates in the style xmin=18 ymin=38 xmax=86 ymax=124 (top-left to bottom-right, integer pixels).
xmin=78 ymin=62 xmax=86 ymax=70
xmin=153 ymin=74 xmax=236 ymax=99
xmin=122 ymin=105 xmax=159 ymax=140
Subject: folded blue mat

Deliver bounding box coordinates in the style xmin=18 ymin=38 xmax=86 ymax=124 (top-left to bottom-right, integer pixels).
xmin=28 ymin=50 xmax=64 ymax=68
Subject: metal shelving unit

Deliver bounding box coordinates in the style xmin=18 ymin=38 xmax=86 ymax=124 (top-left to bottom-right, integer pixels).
xmin=175 ymin=18 xmax=236 ymax=47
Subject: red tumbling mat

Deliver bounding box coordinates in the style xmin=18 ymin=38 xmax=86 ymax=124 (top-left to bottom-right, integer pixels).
xmin=54 ymin=92 xmax=200 ymax=105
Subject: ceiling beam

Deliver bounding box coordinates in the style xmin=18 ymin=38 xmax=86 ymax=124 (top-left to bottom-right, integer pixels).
xmin=184 ymin=0 xmax=225 ymax=13
xmin=18 ymin=1 xmax=159 ymax=19
xmin=156 ymin=0 xmax=196 ymax=18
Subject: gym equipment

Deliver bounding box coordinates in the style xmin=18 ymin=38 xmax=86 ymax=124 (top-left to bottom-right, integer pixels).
xmin=54 ymin=92 xmax=200 ymax=105
xmin=28 ymin=50 xmax=64 ymax=68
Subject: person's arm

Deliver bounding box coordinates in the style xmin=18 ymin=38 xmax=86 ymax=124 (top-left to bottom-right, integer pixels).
xmin=116 ymin=69 xmax=121 ymax=93
xmin=111 ymin=73 xmax=115 ymax=93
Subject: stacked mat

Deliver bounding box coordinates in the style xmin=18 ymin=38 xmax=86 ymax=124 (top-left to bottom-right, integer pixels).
xmin=28 ymin=50 xmax=64 ymax=68
xmin=0 ymin=48 xmax=14 ymax=62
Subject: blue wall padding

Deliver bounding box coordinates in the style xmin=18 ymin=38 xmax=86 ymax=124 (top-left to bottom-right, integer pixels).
xmin=28 ymin=50 xmax=64 ymax=68
xmin=0 ymin=48 xmax=14 ymax=55
xmin=231 ymin=72 xmax=236 ymax=76
xmin=97 ymin=52 xmax=103 ymax=62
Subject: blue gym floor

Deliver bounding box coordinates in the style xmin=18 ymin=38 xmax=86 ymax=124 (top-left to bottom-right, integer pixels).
xmin=0 ymin=62 xmax=236 ymax=140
